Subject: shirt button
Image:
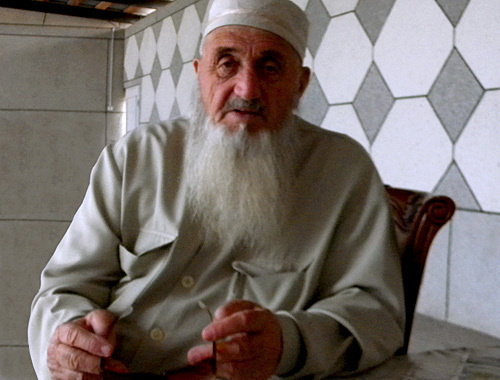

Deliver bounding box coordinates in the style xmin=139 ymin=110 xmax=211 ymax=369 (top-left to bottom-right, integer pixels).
xmin=181 ymin=275 xmax=195 ymax=288
xmin=150 ymin=327 xmax=165 ymax=341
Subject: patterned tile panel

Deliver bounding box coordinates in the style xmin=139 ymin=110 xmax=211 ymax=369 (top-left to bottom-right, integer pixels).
xmin=177 ymin=5 xmax=201 ymax=62
xmin=456 ymin=0 xmax=500 ymax=89
xmin=353 ymin=63 xmax=394 ymax=143
xmin=290 ymin=0 xmax=309 ymax=11
xmin=434 ymin=162 xmax=480 ymax=210
xmin=124 ymin=35 xmax=139 ymax=81
xmin=315 ymin=13 xmax=372 ymax=104
xmin=321 ymin=104 xmax=370 ymax=152
xmin=140 ymin=29 xmax=158 ymax=76
xmin=176 ymin=63 xmax=197 ymax=117
xmin=157 ymin=17 xmax=177 ymax=69
xmin=306 ymin=0 xmax=331 ymax=56
xmin=195 ymin=0 xmax=210 ymax=21
xmin=156 ymin=69 xmax=176 ymax=121
xmin=455 ymin=90 xmax=500 ymax=213
xmin=140 ymin=75 xmax=155 ymax=123
xmin=321 ymin=0 xmax=358 ymax=16
xmin=371 ymin=98 xmax=452 ymax=191
xmin=428 ymin=49 xmax=484 ymax=142
xmin=150 ymin=55 xmax=163 ymax=90
xmin=435 ymin=0 xmax=470 ymax=26
xmin=355 ymin=0 xmax=395 ymax=44
xmin=170 ymin=46 xmax=184 ymax=86
xmin=297 ymin=74 xmax=328 ymax=126
xmin=374 ymin=0 xmax=453 ymax=97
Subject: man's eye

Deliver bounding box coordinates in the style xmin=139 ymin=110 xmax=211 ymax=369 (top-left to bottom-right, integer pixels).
xmin=217 ymin=59 xmax=237 ymax=77
xmin=260 ymin=61 xmax=282 ymax=76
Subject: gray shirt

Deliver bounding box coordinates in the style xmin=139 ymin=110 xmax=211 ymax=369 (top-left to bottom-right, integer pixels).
xmin=29 ymin=116 xmax=404 ymax=379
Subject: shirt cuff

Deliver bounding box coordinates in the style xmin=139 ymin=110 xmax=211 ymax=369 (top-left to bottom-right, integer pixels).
xmin=274 ymin=311 xmax=302 ymax=376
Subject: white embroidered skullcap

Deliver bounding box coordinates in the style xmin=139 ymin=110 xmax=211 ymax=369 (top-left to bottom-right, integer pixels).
xmin=202 ymin=0 xmax=309 ymax=59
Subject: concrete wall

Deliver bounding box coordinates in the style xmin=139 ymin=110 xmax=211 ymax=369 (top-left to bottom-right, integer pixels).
xmin=0 ymin=8 xmax=125 ymax=379
xmin=123 ymin=0 xmax=500 ymax=339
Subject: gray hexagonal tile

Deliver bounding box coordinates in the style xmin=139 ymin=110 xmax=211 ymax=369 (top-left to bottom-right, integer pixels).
xmin=434 ymin=162 xmax=480 ymax=210
xmin=428 ymin=49 xmax=484 ymax=142
xmin=355 ymin=0 xmax=395 ymax=44
xmin=353 ymin=63 xmax=394 ymax=142
xmin=306 ymin=0 xmax=331 ymax=57
xmin=322 ymin=0 xmax=358 ymax=16
xmin=436 ymin=0 xmax=470 ymax=26
xmin=195 ymin=0 xmax=210 ymax=21
xmin=170 ymin=46 xmax=184 ymax=86
xmin=297 ymin=74 xmax=329 ymax=126
xmin=291 ymin=0 xmax=309 ymax=10
xmin=156 ymin=69 xmax=176 ymax=121
xmin=150 ymin=55 xmax=163 ymax=91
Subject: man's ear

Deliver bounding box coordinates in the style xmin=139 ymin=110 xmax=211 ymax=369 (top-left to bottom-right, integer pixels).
xmin=298 ymin=66 xmax=311 ymax=96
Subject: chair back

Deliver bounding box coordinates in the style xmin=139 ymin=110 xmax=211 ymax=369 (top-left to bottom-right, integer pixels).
xmin=385 ymin=186 xmax=455 ymax=353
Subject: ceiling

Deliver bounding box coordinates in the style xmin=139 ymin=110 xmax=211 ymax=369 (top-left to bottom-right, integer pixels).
xmin=0 ymin=0 xmax=175 ymax=23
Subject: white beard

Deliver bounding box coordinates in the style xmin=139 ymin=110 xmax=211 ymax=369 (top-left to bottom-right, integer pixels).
xmin=184 ymin=90 xmax=299 ymax=260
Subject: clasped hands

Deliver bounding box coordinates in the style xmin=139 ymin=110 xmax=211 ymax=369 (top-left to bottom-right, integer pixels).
xmin=47 ymin=300 xmax=283 ymax=380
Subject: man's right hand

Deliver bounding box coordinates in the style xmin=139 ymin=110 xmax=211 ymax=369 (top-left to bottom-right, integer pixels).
xmin=47 ymin=309 xmax=128 ymax=379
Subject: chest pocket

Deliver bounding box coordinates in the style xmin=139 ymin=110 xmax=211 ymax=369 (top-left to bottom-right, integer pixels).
xmin=230 ymin=260 xmax=310 ymax=311
xmin=119 ymin=229 xmax=177 ymax=280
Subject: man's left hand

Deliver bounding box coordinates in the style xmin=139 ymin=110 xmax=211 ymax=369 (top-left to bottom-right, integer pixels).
xmin=187 ymin=300 xmax=283 ymax=380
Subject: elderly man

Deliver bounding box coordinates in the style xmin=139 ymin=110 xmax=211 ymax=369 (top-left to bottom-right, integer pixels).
xmin=28 ymin=0 xmax=405 ymax=379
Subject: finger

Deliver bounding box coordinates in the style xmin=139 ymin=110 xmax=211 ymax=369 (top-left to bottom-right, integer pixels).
xmin=53 ymin=342 xmax=103 ymax=375
xmin=187 ymin=344 xmax=214 ymax=365
xmin=49 ymin=365 xmax=102 ymax=380
xmin=214 ymin=299 xmax=260 ymax=320
xmin=203 ymin=308 xmax=268 ymax=341
xmin=85 ymin=309 xmax=117 ymax=339
xmin=55 ymin=323 xmax=114 ymax=357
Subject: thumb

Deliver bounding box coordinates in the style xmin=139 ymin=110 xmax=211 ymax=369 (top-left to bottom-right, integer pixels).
xmin=85 ymin=309 xmax=117 ymax=339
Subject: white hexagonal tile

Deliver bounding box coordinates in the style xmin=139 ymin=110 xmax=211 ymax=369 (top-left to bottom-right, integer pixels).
xmin=374 ymin=0 xmax=453 ymax=97
xmin=124 ymin=36 xmax=139 ymax=81
xmin=456 ymin=0 xmax=500 ymax=89
xmin=321 ymin=105 xmax=370 ymax=153
xmin=322 ymin=0 xmax=359 ymax=16
xmin=140 ymin=75 xmax=155 ymax=123
xmin=315 ymin=14 xmax=372 ymax=104
xmin=177 ymin=5 xmax=201 ymax=62
xmin=455 ymin=90 xmax=500 ymax=213
xmin=176 ymin=63 xmax=197 ymax=117
xmin=139 ymin=28 xmax=157 ymax=76
xmin=290 ymin=0 xmax=309 ymax=11
xmin=156 ymin=70 xmax=176 ymax=121
xmin=371 ymin=98 xmax=452 ymax=191
xmin=157 ymin=17 xmax=177 ymax=70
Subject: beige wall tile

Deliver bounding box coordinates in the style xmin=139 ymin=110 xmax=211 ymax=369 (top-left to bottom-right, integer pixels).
xmin=0 ymin=110 xmax=105 ymax=220
xmin=0 ymin=346 xmax=36 ymax=380
xmin=0 ymin=7 xmax=45 ymax=25
xmin=0 ymin=34 xmax=107 ymax=111
xmin=0 ymin=221 xmax=69 ymax=345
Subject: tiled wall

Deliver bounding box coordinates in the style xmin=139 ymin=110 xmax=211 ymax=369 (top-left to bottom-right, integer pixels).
xmin=124 ymin=0 xmax=500 ymax=339
xmin=0 ymin=8 xmax=126 ymax=379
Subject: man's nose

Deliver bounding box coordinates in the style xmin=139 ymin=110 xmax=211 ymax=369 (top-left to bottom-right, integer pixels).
xmin=233 ymin=67 xmax=261 ymax=100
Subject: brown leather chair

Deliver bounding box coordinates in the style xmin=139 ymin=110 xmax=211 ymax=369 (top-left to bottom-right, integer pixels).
xmin=385 ymin=186 xmax=456 ymax=354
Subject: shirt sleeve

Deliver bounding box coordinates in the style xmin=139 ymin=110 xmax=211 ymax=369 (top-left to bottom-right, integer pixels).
xmin=28 ymin=144 xmax=124 ymax=380
xmin=274 ymin=143 xmax=405 ymax=379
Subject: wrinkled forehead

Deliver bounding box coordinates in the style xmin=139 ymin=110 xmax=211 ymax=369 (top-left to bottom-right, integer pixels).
xmin=201 ymin=25 xmax=302 ymax=63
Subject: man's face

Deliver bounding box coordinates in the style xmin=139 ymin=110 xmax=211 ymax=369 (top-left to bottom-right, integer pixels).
xmin=194 ymin=26 xmax=310 ymax=135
